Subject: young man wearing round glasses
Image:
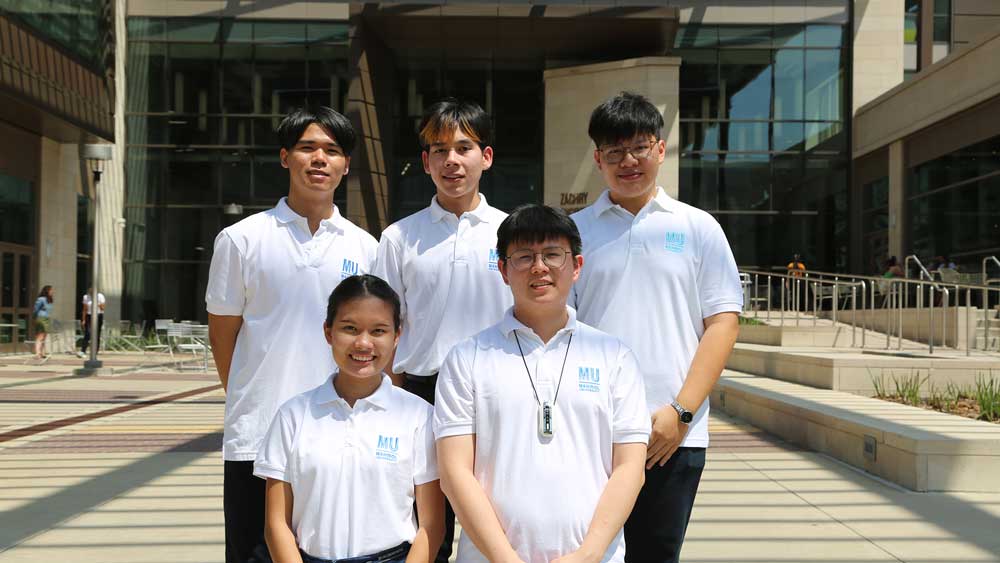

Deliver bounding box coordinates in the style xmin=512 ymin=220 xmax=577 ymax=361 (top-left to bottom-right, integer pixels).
xmin=571 ymin=92 xmax=743 ymax=563
xmin=435 ymin=203 xmax=649 ymax=563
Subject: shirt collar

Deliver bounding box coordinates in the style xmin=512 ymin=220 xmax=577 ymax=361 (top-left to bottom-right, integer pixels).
xmin=313 ymin=371 xmax=393 ymax=410
xmin=594 ymin=186 xmax=674 ymax=217
xmin=429 ymin=193 xmax=494 ymax=224
xmin=498 ymin=306 xmax=578 ymax=341
xmin=274 ymin=197 xmax=345 ymax=232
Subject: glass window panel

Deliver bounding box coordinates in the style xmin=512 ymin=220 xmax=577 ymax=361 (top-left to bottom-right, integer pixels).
xmin=934 ymin=16 xmax=951 ymax=42
xmin=255 ymin=45 xmax=309 ymax=114
xmin=165 ymin=150 xmax=219 ymax=205
xmin=934 ymin=0 xmax=950 ymax=16
xmin=221 ymin=44 xmax=254 ymax=114
xmin=168 ymin=43 xmax=221 ymax=115
xmin=720 ymin=50 xmax=772 ymax=120
xmin=674 ymin=25 xmax=718 ymax=48
xmin=307 ymin=23 xmax=349 ymax=44
xmin=307 ymin=46 xmax=349 ymax=109
xmin=2 ymin=253 xmax=13 ymax=307
xmin=677 ymin=50 xmax=720 ymax=120
xmin=220 ymin=150 xmax=253 ymax=205
xmin=806 ymin=25 xmax=843 ymax=47
xmin=718 ymin=26 xmax=771 ymax=48
xmin=773 ymin=25 xmax=806 ymax=48
xmin=772 ymin=153 xmax=803 ymax=193
xmin=805 ymin=50 xmax=843 ymax=122
xmin=126 ymin=147 xmax=168 ymax=207
xmin=220 ymin=116 xmax=255 ymax=146
xmin=726 ymin=122 xmax=768 ymax=152
xmin=805 ymin=122 xmax=844 ymax=152
xmin=127 ymin=115 xmax=168 ymax=145
xmin=126 ymin=41 xmax=168 ymax=112
xmin=864 ymin=176 xmax=890 ymax=210
xmin=251 ymin=150 xmax=288 ymax=205
xmin=718 ymin=153 xmax=771 ymax=211
xmin=773 ymin=122 xmax=804 ymax=152
xmin=128 ymin=17 xmax=167 ymax=41
xmin=680 ymin=121 xmax=720 ymax=152
xmin=679 ymin=154 xmax=719 ymax=210
xmin=167 ymin=19 xmax=219 ymax=42
xmin=774 ymin=49 xmax=804 ymax=120
xmin=254 ymin=22 xmax=307 ymax=43
xmin=0 ymin=173 xmax=35 ymax=246
xmin=123 ymin=262 xmax=211 ymax=324
xmin=714 ymin=214 xmax=777 ymax=268
xmin=18 ymin=254 xmax=29 ymax=308
xmin=222 ymin=21 xmax=253 ymax=43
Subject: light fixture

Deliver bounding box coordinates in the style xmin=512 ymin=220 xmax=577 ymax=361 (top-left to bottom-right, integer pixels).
xmin=77 ymin=143 xmax=113 ymax=374
xmin=223 ymin=203 xmax=244 ymax=216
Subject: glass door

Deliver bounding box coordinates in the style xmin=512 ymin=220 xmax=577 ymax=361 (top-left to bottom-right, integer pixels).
xmin=0 ymin=244 xmax=34 ymax=353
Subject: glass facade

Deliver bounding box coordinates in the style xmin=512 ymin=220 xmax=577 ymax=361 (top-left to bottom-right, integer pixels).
xmin=2 ymin=0 xmax=107 ymax=70
xmin=672 ymin=24 xmax=849 ymax=270
xmin=0 ymin=173 xmax=34 ymax=246
xmin=125 ymin=17 xmax=350 ymax=322
xmin=907 ymin=134 xmax=1000 ymax=269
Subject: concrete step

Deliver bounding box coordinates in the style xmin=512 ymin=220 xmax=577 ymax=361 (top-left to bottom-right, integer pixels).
xmin=727 ymin=343 xmax=1000 ymax=395
xmin=710 ymin=369 xmax=1000 ymax=492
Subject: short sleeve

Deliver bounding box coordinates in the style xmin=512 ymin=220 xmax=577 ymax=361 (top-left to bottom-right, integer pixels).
xmin=413 ymin=405 xmax=439 ymax=485
xmin=611 ymin=346 xmax=651 ymax=444
xmin=696 ymin=217 xmax=744 ymax=319
xmin=373 ymin=232 xmax=407 ymax=319
xmin=433 ymin=343 xmax=476 ymax=439
xmin=205 ymin=231 xmax=246 ymax=316
xmin=253 ymin=406 xmax=295 ymax=482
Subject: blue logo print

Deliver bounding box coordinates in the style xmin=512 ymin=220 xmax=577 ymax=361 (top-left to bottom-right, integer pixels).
xmin=664 ymin=232 xmax=686 ymax=253
xmin=341 ymin=258 xmax=359 ymax=279
xmin=375 ymin=435 xmax=399 ymax=462
xmin=488 ymin=249 xmax=500 ymax=271
xmin=578 ymin=367 xmax=600 ymax=392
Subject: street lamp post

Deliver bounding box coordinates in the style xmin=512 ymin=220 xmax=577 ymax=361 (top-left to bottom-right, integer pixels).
xmin=80 ymin=144 xmax=113 ymax=373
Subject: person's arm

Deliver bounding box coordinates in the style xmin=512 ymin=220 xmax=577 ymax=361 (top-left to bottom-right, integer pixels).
xmin=208 ymin=313 xmax=243 ymax=391
xmin=552 ymin=443 xmax=646 ymax=563
xmin=437 ymin=435 xmax=523 ymax=563
xmin=264 ymin=478 xmax=303 ymax=563
xmin=647 ymin=311 xmax=739 ymax=468
xmin=406 ymin=480 xmax=446 ymax=563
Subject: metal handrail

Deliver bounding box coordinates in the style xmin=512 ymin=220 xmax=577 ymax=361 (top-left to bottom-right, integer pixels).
xmin=985 ymin=256 xmax=1000 ymax=285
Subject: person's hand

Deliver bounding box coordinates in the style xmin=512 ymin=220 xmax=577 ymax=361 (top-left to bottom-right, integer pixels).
xmin=646 ymin=405 xmax=688 ymax=469
xmin=551 ymin=549 xmax=600 ymax=563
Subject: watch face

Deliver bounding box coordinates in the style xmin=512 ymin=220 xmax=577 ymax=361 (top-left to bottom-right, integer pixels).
xmin=680 ymin=412 xmax=694 ymax=424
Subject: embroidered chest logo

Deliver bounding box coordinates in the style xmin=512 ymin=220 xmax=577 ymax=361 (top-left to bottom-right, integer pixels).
xmin=488 ymin=248 xmax=500 ymax=271
xmin=664 ymin=232 xmax=687 ymax=253
xmin=375 ymin=435 xmax=399 ymax=462
xmin=578 ymin=366 xmax=601 ymax=392
xmin=341 ymin=258 xmax=359 ymax=279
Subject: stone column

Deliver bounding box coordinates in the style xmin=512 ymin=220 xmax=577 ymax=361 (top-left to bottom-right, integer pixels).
xmin=542 ymin=57 xmax=680 ymax=213
xmin=888 ymin=140 xmax=906 ymax=260
xmin=37 ymin=140 xmax=81 ymax=346
xmin=853 ymin=0 xmax=905 ymax=114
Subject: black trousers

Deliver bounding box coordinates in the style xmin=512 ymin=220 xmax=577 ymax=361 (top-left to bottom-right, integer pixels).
xmin=624 ymin=447 xmax=706 ymax=563
xmin=224 ymin=460 xmax=268 ymax=563
xmin=403 ymin=374 xmax=455 ymax=563
xmin=81 ymin=313 xmax=103 ymax=354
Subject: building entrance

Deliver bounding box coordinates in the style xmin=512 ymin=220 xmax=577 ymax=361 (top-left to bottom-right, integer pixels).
xmin=0 ymin=244 xmax=35 ymax=353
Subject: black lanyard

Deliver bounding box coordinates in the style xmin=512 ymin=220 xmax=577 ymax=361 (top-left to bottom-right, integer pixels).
xmin=513 ymin=331 xmax=574 ymax=407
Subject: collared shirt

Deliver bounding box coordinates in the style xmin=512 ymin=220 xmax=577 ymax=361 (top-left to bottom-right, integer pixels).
xmin=255 ymin=374 xmax=437 ymax=561
xmin=206 ymin=197 xmax=378 ymax=460
xmin=434 ymin=307 xmax=650 ymax=563
xmin=374 ymin=195 xmax=512 ymax=376
xmin=82 ymin=292 xmax=106 ymax=315
xmin=572 ymin=187 xmax=743 ymax=448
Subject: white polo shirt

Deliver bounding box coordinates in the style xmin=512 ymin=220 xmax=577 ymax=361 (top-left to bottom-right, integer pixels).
xmin=374 ymin=195 xmax=512 ymax=376
xmin=206 ymin=197 xmax=378 ymax=460
xmin=254 ymin=374 xmax=438 ymax=560
xmin=572 ymin=187 xmax=743 ymax=448
xmin=434 ymin=307 xmax=650 ymax=563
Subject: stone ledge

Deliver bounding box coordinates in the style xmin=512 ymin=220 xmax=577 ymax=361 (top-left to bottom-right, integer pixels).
xmin=712 ymin=370 xmax=1000 ymax=492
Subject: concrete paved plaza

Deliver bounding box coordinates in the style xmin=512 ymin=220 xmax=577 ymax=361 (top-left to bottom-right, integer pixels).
xmin=1 ymin=353 xmax=998 ymax=562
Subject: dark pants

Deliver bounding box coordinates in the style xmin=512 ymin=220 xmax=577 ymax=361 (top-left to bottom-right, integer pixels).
xmin=624 ymin=447 xmax=706 ymax=563
xmin=81 ymin=313 xmax=104 ymax=354
xmin=225 ymin=460 xmax=267 ymax=563
xmin=403 ymin=374 xmax=454 ymax=563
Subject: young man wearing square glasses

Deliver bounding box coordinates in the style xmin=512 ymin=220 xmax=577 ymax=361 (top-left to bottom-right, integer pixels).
xmin=435 ymin=203 xmax=649 ymax=563
xmin=571 ymin=92 xmax=743 ymax=563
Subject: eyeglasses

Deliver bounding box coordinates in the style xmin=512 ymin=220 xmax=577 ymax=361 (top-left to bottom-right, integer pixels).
xmin=598 ymin=140 xmax=658 ymax=164
xmin=504 ymin=247 xmax=573 ymax=272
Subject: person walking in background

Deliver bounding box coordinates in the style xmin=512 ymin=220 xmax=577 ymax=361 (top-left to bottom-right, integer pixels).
xmin=206 ymin=106 xmax=377 ymax=563
xmin=33 ymin=285 xmax=54 ymax=359
xmin=80 ymin=287 xmax=105 ymax=357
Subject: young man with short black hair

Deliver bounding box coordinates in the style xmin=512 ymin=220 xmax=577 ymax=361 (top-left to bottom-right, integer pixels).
xmin=572 ymin=92 xmax=743 ymax=563
xmin=207 ymin=106 xmax=378 ymax=563
xmin=374 ymin=98 xmax=512 ymax=562
xmin=436 ymin=203 xmax=649 ymax=563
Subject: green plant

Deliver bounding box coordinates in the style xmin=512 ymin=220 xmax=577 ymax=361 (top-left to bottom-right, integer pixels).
xmin=868 ymin=367 xmax=889 ymax=399
xmin=892 ymin=369 xmax=928 ymax=406
xmin=974 ymin=372 xmax=1000 ymax=422
xmin=738 ymin=316 xmax=765 ymax=326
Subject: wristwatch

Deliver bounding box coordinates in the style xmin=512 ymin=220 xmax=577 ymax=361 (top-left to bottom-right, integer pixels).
xmin=670 ymin=400 xmax=694 ymax=424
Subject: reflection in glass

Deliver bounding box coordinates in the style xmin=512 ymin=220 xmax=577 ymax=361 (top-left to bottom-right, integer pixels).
xmin=725 ymin=122 xmax=768 ymax=152
xmin=720 ymin=50 xmax=772 ymax=120
xmin=774 ymin=49 xmax=804 ymax=120
xmin=805 ymin=50 xmax=842 ymax=122
xmin=679 ymin=154 xmax=719 ymax=210
xmin=773 ymin=122 xmax=804 ymax=152
xmin=719 ymin=153 xmax=770 ymax=211
xmin=677 ymin=50 xmax=719 ymax=120
xmin=0 ymin=173 xmax=34 ymax=246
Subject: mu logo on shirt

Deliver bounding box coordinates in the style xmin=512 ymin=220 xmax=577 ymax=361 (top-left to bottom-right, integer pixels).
xmin=375 ymin=434 xmax=399 ymax=462
xmin=341 ymin=258 xmax=359 ymax=279
xmin=578 ymin=366 xmax=600 ymax=392
xmin=664 ymin=232 xmax=687 ymax=253
xmin=488 ymin=248 xmax=500 ymax=271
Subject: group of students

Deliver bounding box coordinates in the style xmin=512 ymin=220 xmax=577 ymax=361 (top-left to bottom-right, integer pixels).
xmin=206 ymin=92 xmax=743 ymax=563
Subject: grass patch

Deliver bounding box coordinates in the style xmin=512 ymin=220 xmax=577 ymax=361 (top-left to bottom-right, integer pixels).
xmin=738 ymin=316 xmax=765 ymax=326
xmin=974 ymin=372 xmax=1000 ymax=422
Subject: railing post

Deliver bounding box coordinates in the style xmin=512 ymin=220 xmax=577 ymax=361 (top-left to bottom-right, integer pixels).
xmin=860 ymin=281 xmax=867 ymax=348
xmin=851 ymin=285 xmax=857 ymax=347
xmin=780 ymin=276 xmax=785 ymax=327
xmin=833 ymin=278 xmax=839 ymax=325
xmin=898 ymin=281 xmax=904 ymax=351
xmin=766 ymin=276 xmax=772 ymax=321
xmin=967 ymin=288 xmax=972 ymax=356
xmin=929 ymin=285 xmax=935 ymax=354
